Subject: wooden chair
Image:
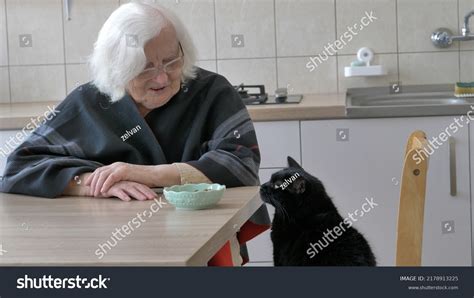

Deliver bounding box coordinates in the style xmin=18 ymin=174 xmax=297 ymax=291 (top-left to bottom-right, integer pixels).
xmin=396 ymin=130 xmax=429 ymax=266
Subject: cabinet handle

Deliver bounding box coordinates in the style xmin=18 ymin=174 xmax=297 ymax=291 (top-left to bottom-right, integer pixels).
xmin=449 ymin=136 xmax=457 ymax=196
xmin=64 ymin=0 xmax=71 ymax=20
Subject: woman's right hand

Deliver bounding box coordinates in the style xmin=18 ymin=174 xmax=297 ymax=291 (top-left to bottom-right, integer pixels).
xmin=99 ymin=181 xmax=158 ymax=201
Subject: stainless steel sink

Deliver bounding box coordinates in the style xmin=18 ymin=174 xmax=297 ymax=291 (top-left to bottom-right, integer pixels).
xmin=346 ymin=84 xmax=474 ymax=118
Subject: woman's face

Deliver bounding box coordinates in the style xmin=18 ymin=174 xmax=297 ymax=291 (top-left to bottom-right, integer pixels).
xmin=127 ymin=24 xmax=183 ymax=116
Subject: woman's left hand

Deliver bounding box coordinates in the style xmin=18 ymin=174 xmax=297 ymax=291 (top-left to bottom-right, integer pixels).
xmin=85 ymin=162 xmax=182 ymax=196
xmin=85 ymin=162 xmax=141 ymax=197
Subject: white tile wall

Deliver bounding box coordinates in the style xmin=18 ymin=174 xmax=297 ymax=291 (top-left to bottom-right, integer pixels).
xmin=10 ymin=65 xmax=65 ymax=102
xmin=6 ymin=0 xmax=64 ymax=65
xmin=277 ymin=56 xmax=337 ymax=94
xmin=459 ymin=0 xmax=474 ymax=50
xmin=215 ymin=0 xmax=275 ymax=59
xmin=398 ymin=0 xmax=459 ymax=52
xmin=275 ymin=0 xmax=335 ymax=57
xmin=460 ymin=51 xmax=474 ymax=81
xmin=399 ymin=52 xmax=460 ymax=84
xmin=336 ymin=0 xmax=397 ymax=55
xmin=217 ymin=58 xmax=278 ymax=92
xmin=64 ymin=0 xmax=119 ymax=63
xmin=0 ymin=0 xmax=8 ymax=66
xmin=0 ymin=0 xmax=473 ymax=103
xmin=120 ymin=0 xmax=216 ymax=60
xmin=160 ymin=0 xmax=216 ymax=60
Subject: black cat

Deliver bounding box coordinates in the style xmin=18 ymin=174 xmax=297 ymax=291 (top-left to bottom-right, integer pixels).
xmin=260 ymin=156 xmax=376 ymax=266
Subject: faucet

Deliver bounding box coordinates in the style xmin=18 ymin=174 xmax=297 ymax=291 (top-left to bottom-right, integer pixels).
xmin=461 ymin=10 xmax=474 ymax=36
xmin=431 ymin=9 xmax=474 ymax=48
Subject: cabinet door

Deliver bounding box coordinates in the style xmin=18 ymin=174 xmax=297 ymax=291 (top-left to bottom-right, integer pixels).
xmin=245 ymin=168 xmax=277 ymax=265
xmin=301 ymin=116 xmax=471 ymax=266
xmin=254 ymin=121 xmax=301 ymax=168
xmin=248 ymin=121 xmax=301 ymax=266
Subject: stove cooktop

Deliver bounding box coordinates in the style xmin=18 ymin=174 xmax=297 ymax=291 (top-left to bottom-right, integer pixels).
xmin=233 ymin=84 xmax=303 ymax=105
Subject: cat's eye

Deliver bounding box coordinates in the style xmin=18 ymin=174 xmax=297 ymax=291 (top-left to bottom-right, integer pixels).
xmin=273 ymin=180 xmax=283 ymax=189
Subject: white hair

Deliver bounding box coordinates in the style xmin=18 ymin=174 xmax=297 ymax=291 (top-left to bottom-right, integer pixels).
xmin=88 ymin=2 xmax=197 ymax=102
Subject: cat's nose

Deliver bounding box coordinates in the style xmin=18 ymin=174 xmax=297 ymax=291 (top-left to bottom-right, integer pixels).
xmin=260 ymin=182 xmax=273 ymax=197
xmin=259 ymin=185 xmax=270 ymax=202
xmin=260 ymin=182 xmax=270 ymax=191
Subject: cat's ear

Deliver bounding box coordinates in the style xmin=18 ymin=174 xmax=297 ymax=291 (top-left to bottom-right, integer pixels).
xmin=289 ymin=179 xmax=306 ymax=194
xmin=287 ymin=156 xmax=302 ymax=169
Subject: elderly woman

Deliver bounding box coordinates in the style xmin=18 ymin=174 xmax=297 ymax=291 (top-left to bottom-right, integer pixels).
xmin=0 ymin=2 xmax=269 ymax=265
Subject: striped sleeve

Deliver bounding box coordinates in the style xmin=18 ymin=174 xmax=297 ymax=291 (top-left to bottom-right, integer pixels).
xmin=0 ymin=124 xmax=103 ymax=197
xmin=186 ymin=81 xmax=261 ymax=187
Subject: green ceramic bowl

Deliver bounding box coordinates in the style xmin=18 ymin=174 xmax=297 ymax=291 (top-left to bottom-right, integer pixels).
xmin=163 ymin=183 xmax=226 ymax=210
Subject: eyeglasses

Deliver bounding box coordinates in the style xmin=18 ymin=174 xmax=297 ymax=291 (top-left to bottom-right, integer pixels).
xmin=137 ymin=43 xmax=184 ymax=80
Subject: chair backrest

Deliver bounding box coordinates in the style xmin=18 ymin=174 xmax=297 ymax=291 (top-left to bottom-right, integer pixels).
xmin=396 ymin=130 xmax=429 ymax=266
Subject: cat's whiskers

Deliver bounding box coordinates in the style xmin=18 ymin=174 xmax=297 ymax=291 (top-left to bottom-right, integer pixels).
xmin=274 ymin=200 xmax=290 ymax=223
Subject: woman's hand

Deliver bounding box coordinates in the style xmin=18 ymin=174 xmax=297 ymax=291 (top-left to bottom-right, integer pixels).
xmin=64 ymin=171 xmax=157 ymax=201
xmin=85 ymin=162 xmax=137 ymax=197
xmin=85 ymin=162 xmax=181 ymax=196
xmin=99 ymin=181 xmax=157 ymax=201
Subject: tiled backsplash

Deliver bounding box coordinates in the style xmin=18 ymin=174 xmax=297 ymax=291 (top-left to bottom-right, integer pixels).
xmin=0 ymin=0 xmax=473 ymax=103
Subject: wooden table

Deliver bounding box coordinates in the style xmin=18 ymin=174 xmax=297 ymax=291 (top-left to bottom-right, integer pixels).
xmin=0 ymin=186 xmax=263 ymax=266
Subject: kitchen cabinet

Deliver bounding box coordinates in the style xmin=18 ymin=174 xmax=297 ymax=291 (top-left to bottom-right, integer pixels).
xmin=245 ymin=168 xmax=277 ymax=266
xmin=245 ymin=121 xmax=302 ymax=266
xmin=248 ymin=117 xmax=472 ymax=266
xmin=301 ymin=117 xmax=471 ymax=266
xmin=253 ymin=121 xmax=301 ymax=168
